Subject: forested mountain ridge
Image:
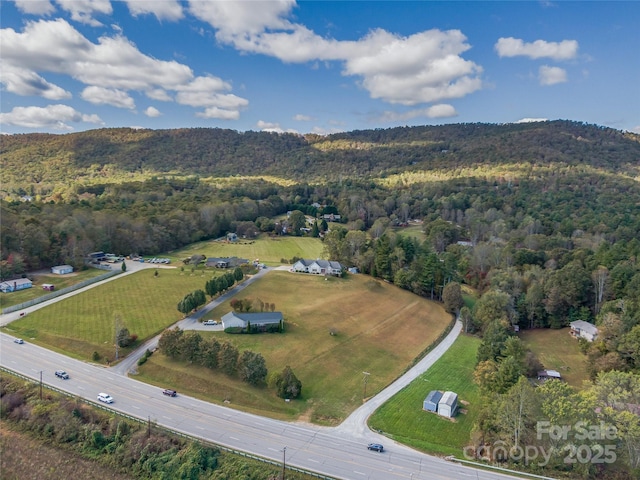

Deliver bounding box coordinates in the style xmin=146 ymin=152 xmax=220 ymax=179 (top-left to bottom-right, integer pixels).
xmin=2 ymin=120 xmax=639 ymax=197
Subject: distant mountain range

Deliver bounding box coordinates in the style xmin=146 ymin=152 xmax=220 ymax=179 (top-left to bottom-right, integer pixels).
xmin=2 ymin=120 xmax=639 ymax=195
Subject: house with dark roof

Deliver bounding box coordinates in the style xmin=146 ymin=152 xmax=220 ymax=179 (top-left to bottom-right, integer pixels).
xmin=291 ymin=259 xmax=343 ymax=276
xmin=205 ymin=256 xmax=248 ymax=269
xmin=221 ymin=311 xmax=283 ymax=333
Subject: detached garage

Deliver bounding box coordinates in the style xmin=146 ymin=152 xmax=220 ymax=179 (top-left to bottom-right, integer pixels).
xmin=52 ymin=265 xmax=73 ymax=275
xmin=423 ymin=390 xmax=442 ymax=412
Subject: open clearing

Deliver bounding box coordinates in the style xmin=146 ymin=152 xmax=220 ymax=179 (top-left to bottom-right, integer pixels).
xmin=368 ymin=334 xmax=480 ymax=457
xmin=519 ymin=327 xmax=589 ymax=387
xmin=168 ymin=234 xmax=324 ymax=266
xmin=138 ymin=271 xmax=452 ymax=424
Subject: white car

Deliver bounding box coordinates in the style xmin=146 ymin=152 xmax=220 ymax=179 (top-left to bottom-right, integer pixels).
xmin=97 ymin=393 xmax=114 ymax=404
xmin=203 ymin=320 xmax=218 ymax=325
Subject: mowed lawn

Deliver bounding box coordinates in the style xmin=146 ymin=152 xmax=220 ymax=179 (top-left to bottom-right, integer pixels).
xmin=0 ymin=268 xmax=107 ymax=309
xmin=139 ymin=271 xmax=453 ymax=425
xmin=369 ymin=334 xmax=481 ymax=457
xmin=170 ymin=235 xmax=324 ymax=266
xmin=5 ymin=268 xmax=214 ymax=360
xmin=519 ymin=328 xmax=589 ymax=387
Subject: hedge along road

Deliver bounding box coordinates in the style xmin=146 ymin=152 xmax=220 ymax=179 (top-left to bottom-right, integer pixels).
xmin=0 ymin=264 xmax=529 ymax=480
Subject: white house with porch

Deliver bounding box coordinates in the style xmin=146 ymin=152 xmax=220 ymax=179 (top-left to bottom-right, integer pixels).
xmin=291 ymin=259 xmax=343 ymax=276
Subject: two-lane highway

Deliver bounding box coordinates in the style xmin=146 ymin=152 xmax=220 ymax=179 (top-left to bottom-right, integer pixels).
xmin=1 ymin=333 xmax=526 ymax=480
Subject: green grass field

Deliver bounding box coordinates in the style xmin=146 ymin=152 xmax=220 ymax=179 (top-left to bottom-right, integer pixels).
xmin=4 ymin=268 xmax=217 ymax=360
xmin=519 ymin=328 xmax=589 ymax=387
xmin=368 ymin=334 xmax=481 ymax=457
xmin=138 ymin=271 xmax=452 ymax=425
xmin=0 ymin=268 xmax=107 ymax=309
xmin=168 ymin=234 xmax=324 ymax=266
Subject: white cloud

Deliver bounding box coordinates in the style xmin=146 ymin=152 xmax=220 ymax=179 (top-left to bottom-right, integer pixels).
xmin=256 ymin=120 xmax=298 ymax=133
xmin=13 ymin=0 xmax=55 ymax=15
xmin=146 ymin=88 xmax=172 ymax=101
xmin=377 ymin=104 xmax=457 ymax=123
xmin=495 ymin=37 xmax=578 ymax=60
xmin=144 ymin=106 xmax=161 ymax=117
xmin=293 ymin=114 xmax=312 ymax=121
xmin=188 ymin=0 xmax=296 ymax=38
xmin=81 ymin=86 xmax=135 ymax=108
xmin=175 ymin=76 xmax=249 ymax=119
xmin=0 ymin=104 xmax=102 ymax=130
xmin=1 ymin=64 xmax=71 ymax=99
xmin=1 ymin=18 xmax=249 ymax=121
xmin=125 ymin=0 xmax=184 ymax=21
xmin=55 ymin=0 xmax=113 ymax=26
xmin=539 ymin=65 xmax=567 ymax=85
xmin=196 ymin=107 xmax=241 ymax=120
xmin=190 ymin=1 xmax=483 ymax=106
xmin=515 ymin=118 xmax=549 ymax=123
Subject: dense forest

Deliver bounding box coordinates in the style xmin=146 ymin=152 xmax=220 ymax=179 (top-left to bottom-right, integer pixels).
xmin=1 ymin=120 xmax=639 ymax=478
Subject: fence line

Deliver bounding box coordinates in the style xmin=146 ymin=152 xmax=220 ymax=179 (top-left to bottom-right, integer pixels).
xmin=0 ymin=366 xmax=336 ymax=480
xmin=2 ymin=269 xmax=122 ymax=314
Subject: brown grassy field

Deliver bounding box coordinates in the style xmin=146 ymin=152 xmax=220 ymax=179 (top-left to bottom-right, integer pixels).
xmin=519 ymin=327 xmax=590 ymax=387
xmin=138 ymin=271 xmax=452 ymax=425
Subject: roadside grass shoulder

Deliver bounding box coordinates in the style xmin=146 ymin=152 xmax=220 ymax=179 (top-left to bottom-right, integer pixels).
xmin=519 ymin=327 xmax=589 ymax=387
xmin=368 ymin=334 xmax=480 ymax=457
xmin=138 ymin=271 xmax=452 ymax=424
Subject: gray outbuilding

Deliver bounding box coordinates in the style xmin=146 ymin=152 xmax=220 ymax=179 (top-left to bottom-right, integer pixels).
xmin=423 ymin=390 xmax=442 ymax=412
xmin=438 ymin=391 xmax=458 ymax=418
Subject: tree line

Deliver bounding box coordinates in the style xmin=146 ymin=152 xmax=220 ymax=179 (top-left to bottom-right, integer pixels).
xmin=157 ymin=327 xmax=301 ymax=399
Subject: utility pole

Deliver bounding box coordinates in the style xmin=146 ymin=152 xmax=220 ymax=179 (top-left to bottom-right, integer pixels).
xmin=281 ymin=446 xmax=287 ymax=480
xmin=39 ymin=370 xmax=43 ymax=400
xmin=362 ymin=371 xmax=370 ymax=401
xmin=114 ymin=315 xmax=120 ymax=360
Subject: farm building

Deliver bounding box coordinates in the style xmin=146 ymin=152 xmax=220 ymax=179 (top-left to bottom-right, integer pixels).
xmin=291 ymin=259 xmax=343 ymax=276
xmin=51 ymin=265 xmax=73 ymax=275
xmin=423 ymin=390 xmax=443 ymax=412
xmin=570 ymin=320 xmax=599 ymax=342
xmin=205 ymin=256 xmax=248 ymax=268
xmin=221 ymin=311 xmax=283 ymax=333
xmin=0 ymin=278 xmax=33 ymax=293
xmin=438 ymin=391 xmax=458 ymax=418
xmin=537 ymin=370 xmax=562 ymax=381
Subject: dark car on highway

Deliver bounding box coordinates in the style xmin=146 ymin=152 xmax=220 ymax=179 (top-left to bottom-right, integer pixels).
xmin=162 ymin=389 xmax=177 ymax=397
xmin=367 ymin=443 xmax=384 ymax=452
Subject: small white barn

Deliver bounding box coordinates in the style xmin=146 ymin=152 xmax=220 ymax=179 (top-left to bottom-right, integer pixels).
xmin=52 ymin=265 xmax=73 ymax=275
xmin=570 ymin=320 xmax=598 ymax=342
xmin=438 ymin=391 xmax=458 ymax=418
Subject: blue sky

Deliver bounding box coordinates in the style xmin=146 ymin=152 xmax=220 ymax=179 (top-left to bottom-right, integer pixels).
xmin=1 ymin=1 xmax=638 ymax=135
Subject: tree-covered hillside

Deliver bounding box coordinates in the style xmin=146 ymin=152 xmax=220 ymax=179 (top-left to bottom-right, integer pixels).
xmin=2 ymin=121 xmax=639 ymax=198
